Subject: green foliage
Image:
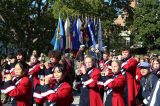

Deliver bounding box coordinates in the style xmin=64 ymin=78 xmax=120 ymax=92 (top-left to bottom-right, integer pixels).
xmin=149 ymin=49 xmax=160 ymax=54
xmin=2 ymin=0 xmax=158 ymax=53
xmin=131 ymin=0 xmax=160 ymax=49
xmin=0 ymin=0 xmax=56 ymax=52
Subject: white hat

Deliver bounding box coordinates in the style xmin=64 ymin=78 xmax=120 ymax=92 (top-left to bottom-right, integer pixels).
xmin=80 ymin=45 xmax=85 ymax=48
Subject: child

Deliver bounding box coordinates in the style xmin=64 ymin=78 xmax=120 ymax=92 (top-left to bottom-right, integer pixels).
xmin=104 ymin=60 xmax=126 ymax=106
xmin=79 ymin=55 xmax=103 ymax=106
xmin=34 ymin=64 xmax=73 ymax=106
xmin=28 ymin=55 xmax=41 ymax=88
xmin=151 ymin=58 xmax=160 ymax=78
xmin=137 ymin=62 xmax=158 ymax=105
xmin=1 ymin=61 xmax=32 ymax=106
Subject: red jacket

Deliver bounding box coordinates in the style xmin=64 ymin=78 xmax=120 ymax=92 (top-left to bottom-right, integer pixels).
xmin=1 ymin=76 xmax=32 ymax=106
xmin=34 ymin=82 xmax=73 ymax=106
xmin=105 ymin=73 xmax=126 ymax=106
xmin=99 ymin=60 xmax=111 ymax=70
xmin=122 ymin=57 xmax=138 ymax=106
xmin=134 ymin=67 xmax=142 ymax=97
xmin=28 ymin=63 xmax=41 ymax=89
xmin=80 ymin=67 xmax=103 ymax=106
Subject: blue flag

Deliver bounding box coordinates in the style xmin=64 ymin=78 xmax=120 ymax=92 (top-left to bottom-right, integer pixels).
xmin=59 ymin=17 xmax=64 ymax=37
xmin=88 ymin=22 xmax=96 ymax=48
xmin=54 ymin=22 xmax=60 ymax=50
xmin=98 ymin=18 xmax=103 ymax=51
xmin=50 ymin=24 xmax=58 ymax=47
xmin=58 ymin=17 xmax=65 ymax=51
xmin=77 ymin=18 xmax=83 ymax=45
xmin=52 ymin=17 xmax=64 ymax=51
xmin=72 ymin=18 xmax=80 ymax=51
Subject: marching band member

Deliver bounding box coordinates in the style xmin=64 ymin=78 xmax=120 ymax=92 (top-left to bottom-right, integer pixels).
xmin=99 ymin=52 xmax=111 ymax=71
xmin=28 ymin=55 xmax=40 ymax=89
xmin=76 ymin=45 xmax=85 ymax=60
xmin=79 ymin=55 xmax=103 ymax=106
xmin=1 ymin=61 xmax=32 ymax=106
xmin=34 ymin=64 xmax=73 ymax=106
xmin=104 ymin=60 xmax=126 ymax=106
xmin=44 ymin=50 xmax=62 ymax=78
xmin=121 ymin=48 xmax=138 ymax=106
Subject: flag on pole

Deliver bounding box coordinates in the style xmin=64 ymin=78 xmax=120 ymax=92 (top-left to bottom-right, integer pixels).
xmin=52 ymin=17 xmax=64 ymax=51
xmin=72 ymin=18 xmax=80 ymax=51
xmin=51 ymin=16 xmax=103 ymax=51
xmin=58 ymin=17 xmax=65 ymax=51
xmin=84 ymin=17 xmax=89 ymax=45
xmin=54 ymin=23 xmax=60 ymax=50
xmin=77 ymin=18 xmax=83 ymax=44
xmin=69 ymin=17 xmax=74 ymax=50
xmin=88 ymin=21 xmax=96 ymax=48
xmin=50 ymin=19 xmax=60 ymax=48
xmin=50 ymin=26 xmax=58 ymax=47
xmin=64 ymin=17 xmax=71 ymax=49
xmin=98 ymin=18 xmax=103 ymax=51
xmin=59 ymin=17 xmax=64 ymax=36
xmin=93 ymin=17 xmax=98 ymax=42
xmin=85 ymin=17 xmax=93 ymax=47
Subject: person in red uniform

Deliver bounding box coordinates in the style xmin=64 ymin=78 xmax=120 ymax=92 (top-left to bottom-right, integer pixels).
xmin=134 ymin=55 xmax=142 ymax=98
xmin=104 ymin=60 xmax=126 ymax=106
xmin=3 ymin=53 xmax=17 ymax=76
xmin=76 ymin=45 xmax=85 ymax=60
xmin=99 ymin=52 xmax=111 ymax=71
xmin=79 ymin=55 xmax=103 ymax=106
xmin=135 ymin=67 xmax=142 ymax=98
xmin=28 ymin=54 xmax=41 ymax=105
xmin=33 ymin=64 xmax=73 ymax=106
xmin=1 ymin=61 xmax=32 ymax=106
xmin=121 ymin=48 xmax=138 ymax=106
xmin=98 ymin=52 xmax=112 ymax=101
xmin=44 ymin=50 xmax=62 ymax=78
xmin=28 ymin=54 xmax=41 ymax=89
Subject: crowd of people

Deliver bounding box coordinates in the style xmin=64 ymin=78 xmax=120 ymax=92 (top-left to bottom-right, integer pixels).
xmin=0 ymin=45 xmax=160 ymax=106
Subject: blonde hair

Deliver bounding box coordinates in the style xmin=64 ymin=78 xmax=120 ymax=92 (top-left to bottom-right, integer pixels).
xmin=112 ymin=60 xmax=122 ymax=68
xmin=84 ymin=55 xmax=96 ymax=65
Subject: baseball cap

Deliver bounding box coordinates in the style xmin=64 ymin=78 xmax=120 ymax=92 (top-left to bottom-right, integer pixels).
xmin=138 ymin=62 xmax=150 ymax=68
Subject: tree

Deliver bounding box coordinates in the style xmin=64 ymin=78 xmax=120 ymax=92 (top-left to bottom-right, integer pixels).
xmin=131 ymin=0 xmax=160 ymax=50
xmin=0 ymin=0 xmax=56 ymax=53
xmin=0 ymin=0 xmax=136 ymax=53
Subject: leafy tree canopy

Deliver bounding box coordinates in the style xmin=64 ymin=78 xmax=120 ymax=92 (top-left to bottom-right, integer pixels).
xmin=131 ymin=0 xmax=160 ymax=49
xmin=0 ymin=0 xmax=56 ymax=52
